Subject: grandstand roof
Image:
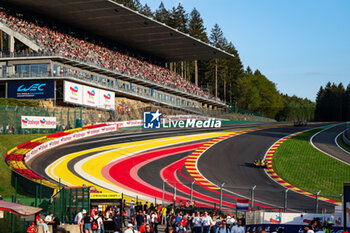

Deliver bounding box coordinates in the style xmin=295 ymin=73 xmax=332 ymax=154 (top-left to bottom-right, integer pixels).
xmin=3 ymin=0 xmax=233 ymax=61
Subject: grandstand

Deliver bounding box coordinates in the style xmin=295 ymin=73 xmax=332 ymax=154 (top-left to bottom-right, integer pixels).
xmin=0 ymin=0 xmax=233 ymax=115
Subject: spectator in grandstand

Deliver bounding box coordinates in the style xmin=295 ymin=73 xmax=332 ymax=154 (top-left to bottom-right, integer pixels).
xmin=0 ymin=9 xmax=217 ymax=101
xmin=230 ymin=219 xmax=244 ymax=233
xmin=35 ymin=213 xmax=50 ymax=233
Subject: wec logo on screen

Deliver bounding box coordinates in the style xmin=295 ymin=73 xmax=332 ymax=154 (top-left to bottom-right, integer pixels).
xmin=17 ymin=83 xmax=46 ymax=92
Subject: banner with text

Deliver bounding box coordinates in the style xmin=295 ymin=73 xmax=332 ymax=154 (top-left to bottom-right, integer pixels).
xmin=21 ymin=116 xmax=56 ymax=129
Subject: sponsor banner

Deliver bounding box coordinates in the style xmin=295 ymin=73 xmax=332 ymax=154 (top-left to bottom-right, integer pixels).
xmin=246 ymin=224 xmax=348 ymax=233
xmin=106 ymin=120 xmax=143 ymax=128
xmin=64 ymin=80 xmax=115 ymax=110
xmin=8 ymin=81 xmax=54 ymax=99
xmin=24 ymin=125 xmax=117 ymax=162
xmin=99 ymin=89 xmax=115 ymax=110
xmin=64 ymin=81 xmax=83 ymax=105
xmin=90 ymin=193 xmax=122 ymax=199
xmin=83 ymin=86 xmax=99 ymax=107
xmin=21 ymin=116 xmax=56 ymax=129
xmin=263 ymin=212 xmax=344 ymax=227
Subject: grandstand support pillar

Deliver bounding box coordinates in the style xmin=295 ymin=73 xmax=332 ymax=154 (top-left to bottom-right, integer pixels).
xmin=195 ymin=60 xmax=198 ymax=86
xmin=215 ymin=58 xmax=218 ymax=98
xmin=8 ymin=35 xmax=14 ymax=53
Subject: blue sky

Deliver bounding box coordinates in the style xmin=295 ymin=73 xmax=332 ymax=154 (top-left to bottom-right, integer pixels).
xmin=140 ymin=0 xmax=350 ymax=101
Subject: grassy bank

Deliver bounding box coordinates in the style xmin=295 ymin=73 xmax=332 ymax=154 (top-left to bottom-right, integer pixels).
xmin=336 ymin=133 xmax=350 ymax=153
xmin=0 ymin=134 xmax=45 ymax=197
xmin=273 ymin=129 xmax=350 ymax=201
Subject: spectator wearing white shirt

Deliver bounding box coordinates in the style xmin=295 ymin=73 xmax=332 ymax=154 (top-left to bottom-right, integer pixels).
xmin=124 ymin=223 xmax=138 ymax=233
xmin=192 ymin=212 xmax=202 ymax=233
xmin=150 ymin=211 xmax=158 ymax=233
xmin=201 ymin=211 xmax=214 ymax=233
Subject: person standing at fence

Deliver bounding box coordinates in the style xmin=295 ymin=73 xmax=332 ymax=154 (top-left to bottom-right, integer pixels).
xmin=201 ymin=211 xmax=214 ymax=233
xmin=36 ymin=213 xmax=50 ymax=233
xmin=230 ymin=219 xmax=244 ymax=233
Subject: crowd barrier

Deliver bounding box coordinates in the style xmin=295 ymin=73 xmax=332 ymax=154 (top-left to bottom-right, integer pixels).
xmin=246 ymin=224 xmax=348 ymax=233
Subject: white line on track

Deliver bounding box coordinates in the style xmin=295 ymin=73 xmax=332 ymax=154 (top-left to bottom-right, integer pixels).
xmin=334 ymin=130 xmax=350 ymax=155
xmin=194 ymin=130 xmax=286 ymax=210
xmin=310 ymin=123 xmax=350 ymax=166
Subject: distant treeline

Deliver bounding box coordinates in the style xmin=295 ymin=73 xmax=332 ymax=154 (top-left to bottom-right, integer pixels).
xmin=315 ymin=82 xmax=350 ymax=121
xmin=112 ymin=0 xmax=316 ymax=121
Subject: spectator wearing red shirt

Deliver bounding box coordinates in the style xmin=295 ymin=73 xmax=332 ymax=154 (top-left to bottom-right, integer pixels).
xmin=26 ymin=222 xmax=36 ymax=233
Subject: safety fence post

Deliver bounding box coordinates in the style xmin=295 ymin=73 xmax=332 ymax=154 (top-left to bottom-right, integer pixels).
xmin=251 ymin=185 xmax=256 ymax=210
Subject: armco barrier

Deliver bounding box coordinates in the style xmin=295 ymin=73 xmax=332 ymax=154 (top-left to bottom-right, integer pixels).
xmin=4 ymin=123 xmax=118 ymax=190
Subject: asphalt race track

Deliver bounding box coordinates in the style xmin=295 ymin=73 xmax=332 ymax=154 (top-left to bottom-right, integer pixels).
xmin=28 ymin=122 xmax=337 ymax=212
xmin=197 ymin=124 xmax=336 ymax=212
xmin=311 ymin=123 xmax=350 ymax=164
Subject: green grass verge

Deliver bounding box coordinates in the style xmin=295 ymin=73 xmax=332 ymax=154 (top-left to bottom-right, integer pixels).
xmin=0 ymin=134 xmax=45 ymax=198
xmin=0 ymin=98 xmax=40 ymax=107
xmin=273 ymin=129 xmax=350 ymax=201
xmin=337 ymin=133 xmax=350 ymax=153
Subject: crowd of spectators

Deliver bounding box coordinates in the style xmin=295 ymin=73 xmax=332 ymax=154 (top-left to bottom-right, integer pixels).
xmin=0 ymin=9 xmax=220 ymax=101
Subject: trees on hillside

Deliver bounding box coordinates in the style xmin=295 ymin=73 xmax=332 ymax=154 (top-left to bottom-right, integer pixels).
xmin=315 ymin=82 xmax=350 ymax=121
xmin=112 ymin=0 xmax=322 ymax=120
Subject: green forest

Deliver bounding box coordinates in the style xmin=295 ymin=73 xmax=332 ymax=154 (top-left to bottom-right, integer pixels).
xmin=315 ymin=82 xmax=350 ymax=121
xmin=113 ymin=0 xmax=346 ymax=121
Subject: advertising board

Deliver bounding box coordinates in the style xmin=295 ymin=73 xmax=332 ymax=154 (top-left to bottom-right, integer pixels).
xmin=8 ymin=81 xmax=54 ymax=99
xmin=21 ymin=116 xmax=56 ymax=129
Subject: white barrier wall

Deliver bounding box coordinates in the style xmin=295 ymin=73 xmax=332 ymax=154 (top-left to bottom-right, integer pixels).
xmin=25 ymin=125 xmax=117 ymax=162
xmin=263 ymin=212 xmax=345 ymax=227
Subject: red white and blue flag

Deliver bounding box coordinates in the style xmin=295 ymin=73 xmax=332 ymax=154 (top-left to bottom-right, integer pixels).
xmin=236 ymin=199 xmax=249 ymax=210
